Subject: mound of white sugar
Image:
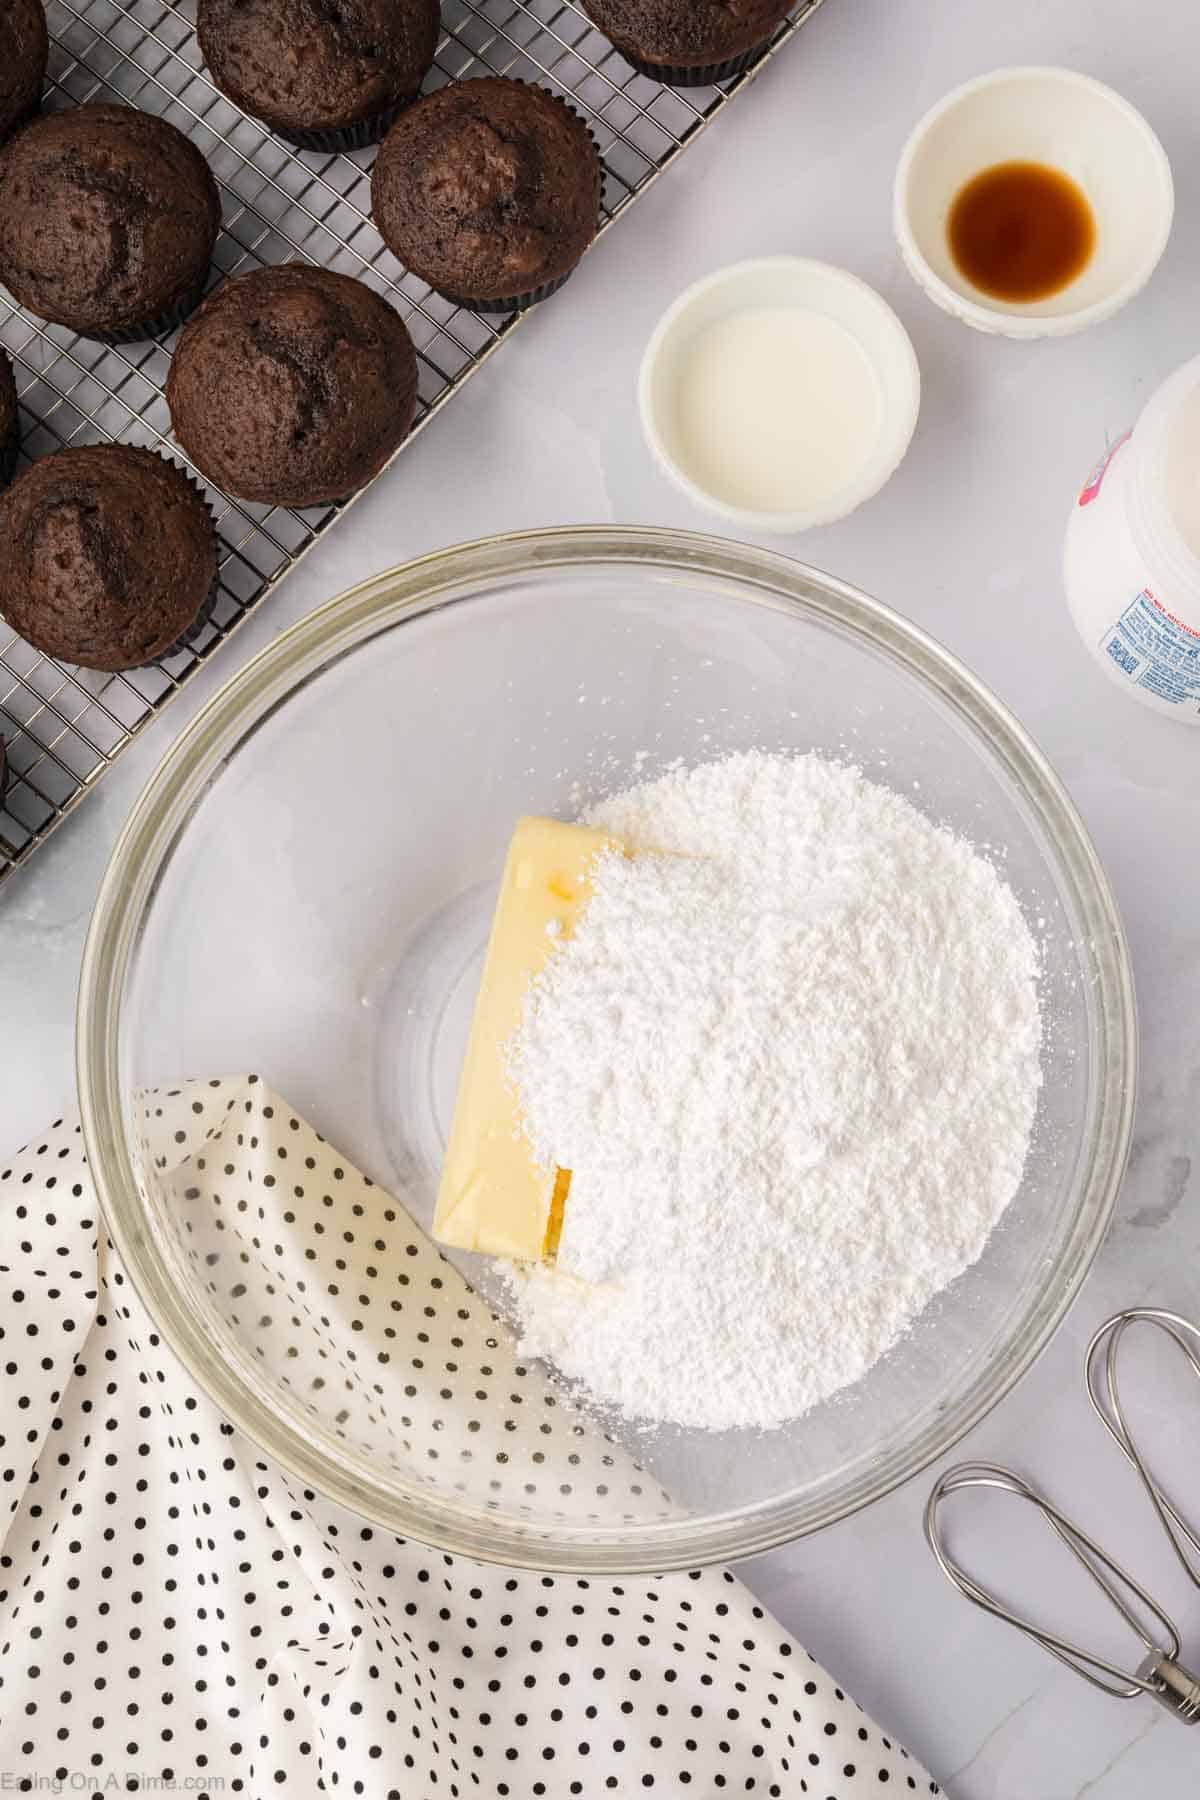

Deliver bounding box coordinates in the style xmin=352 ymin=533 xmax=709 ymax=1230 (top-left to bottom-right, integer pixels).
xmin=503 ymin=751 xmax=1043 ymax=1432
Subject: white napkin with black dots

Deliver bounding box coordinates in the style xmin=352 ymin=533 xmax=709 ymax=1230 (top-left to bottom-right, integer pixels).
xmin=0 ymin=1092 xmax=939 ymax=1798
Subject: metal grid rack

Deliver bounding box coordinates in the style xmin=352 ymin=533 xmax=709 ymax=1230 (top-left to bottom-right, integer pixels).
xmin=0 ymin=0 xmax=827 ymax=888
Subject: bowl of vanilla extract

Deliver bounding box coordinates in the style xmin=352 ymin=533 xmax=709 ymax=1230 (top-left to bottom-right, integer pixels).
xmin=894 ymin=64 xmax=1174 ymax=337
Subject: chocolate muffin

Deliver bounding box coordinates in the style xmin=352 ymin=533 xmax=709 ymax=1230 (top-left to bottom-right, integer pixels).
xmin=197 ymin=0 xmax=441 ymax=152
xmin=580 ymin=0 xmax=794 ymax=84
xmin=0 ymin=445 xmax=218 ymax=671
xmin=0 ymin=0 xmax=48 ymax=146
xmin=371 ymin=78 xmax=601 ymax=310
xmin=166 ymin=264 xmax=418 ymax=509
xmin=0 ymin=351 xmax=19 ymax=488
xmin=0 ymin=104 xmax=221 ymax=342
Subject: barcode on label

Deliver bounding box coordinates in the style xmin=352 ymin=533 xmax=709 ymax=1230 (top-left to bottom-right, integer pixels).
xmin=1106 ymin=637 xmax=1140 ymax=676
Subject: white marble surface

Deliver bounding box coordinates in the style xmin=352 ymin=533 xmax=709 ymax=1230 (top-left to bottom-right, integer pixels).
xmin=4 ymin=0 xmax=1200 ymax=1792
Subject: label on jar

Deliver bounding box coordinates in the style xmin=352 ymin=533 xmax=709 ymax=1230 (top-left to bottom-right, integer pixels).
xmin=1078 ymin=429 xmax=1131 ymax=506
xmin=1100 ymin=587 xmax=1200 ymax=710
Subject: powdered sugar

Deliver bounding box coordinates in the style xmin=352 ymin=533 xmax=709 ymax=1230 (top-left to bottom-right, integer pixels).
xmin=503 ymin=751 xmax=1043 ymax=1432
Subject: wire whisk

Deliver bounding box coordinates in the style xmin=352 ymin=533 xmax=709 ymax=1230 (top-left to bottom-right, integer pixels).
xmin=1087 ymin=1308 xmax=1200 ymax=1591
xmin=925 ymin=1308 xmax=1200 ymax=1725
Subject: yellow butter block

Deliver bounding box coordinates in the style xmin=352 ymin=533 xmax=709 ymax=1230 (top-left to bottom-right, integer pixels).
xmin=433 ymin=816 xmax=617 ymax=1261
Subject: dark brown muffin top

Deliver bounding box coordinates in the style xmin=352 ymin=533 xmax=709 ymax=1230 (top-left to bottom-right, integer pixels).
xmin=0 ymin=445 xmax=218 ymax=672
xmin=197 ymin=0 xmax=440 ymax=136
xmin=0 ymin=0 xmax=48 ymax=147
xmin=580 ymin=0 xmax=792 ymax=66
xmin=0 ymin=104 xmax=221 ymax=338
xmin=371 ymin=78 xmax=601 ymax=303
xmin=166 ymin=264 xmax=419 ymax=509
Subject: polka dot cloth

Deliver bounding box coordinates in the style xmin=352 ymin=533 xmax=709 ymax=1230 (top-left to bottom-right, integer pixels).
xmin=0 ymin=1100 xmax=940 ymax=1797
xmin=140 ymin=1078 xmax=677 ymax=1534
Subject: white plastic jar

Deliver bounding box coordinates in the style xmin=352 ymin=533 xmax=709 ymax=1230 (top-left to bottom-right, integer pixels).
xmin=1064 ymin=353 xmax=1200 ymax=721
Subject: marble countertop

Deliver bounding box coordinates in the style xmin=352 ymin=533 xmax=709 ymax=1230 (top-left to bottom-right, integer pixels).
xmin=4 ymin=0 xmax=1200 ymax=1792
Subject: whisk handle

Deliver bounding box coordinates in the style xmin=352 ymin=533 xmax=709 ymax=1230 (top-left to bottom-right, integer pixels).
xmin=1140 ymin=1654 xmax=1200 ymax=1725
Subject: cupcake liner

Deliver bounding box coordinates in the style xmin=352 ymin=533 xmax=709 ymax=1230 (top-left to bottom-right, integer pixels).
xmin=162 ymin=575 xmax=219 ymax=660
xmin=9 ymin=96 xmax=41 ymax=136
xmin=275 ymin=102 xmax=406 ymax=154
xmin=0 ymin=421 xmax=20 ymax=489
xmin=156 ymin=458 xmax=221 ymax=663
xmin=620 ymin=46 xmax=759 ymax=85
xmin=81 ymin=277 xmax=211 ymax=347
xmin=437 ymin=267 xmax=576 ymax=314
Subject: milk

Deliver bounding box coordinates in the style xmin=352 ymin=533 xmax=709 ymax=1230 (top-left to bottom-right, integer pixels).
xmin=669 ymin=307 xmax=884 ymax=515
xmin=638 ymin=257 xmax=920 ymax=531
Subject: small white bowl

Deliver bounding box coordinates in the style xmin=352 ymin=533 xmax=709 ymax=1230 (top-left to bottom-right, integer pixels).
xmin=638 ymin=256 xmax=921 ymax=535
xmin=894 ymin=66 xmax=1174 ymax=339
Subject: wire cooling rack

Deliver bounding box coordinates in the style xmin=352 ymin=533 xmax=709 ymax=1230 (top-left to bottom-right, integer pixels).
xmin=0 ymin=0 xmax=828 ymax=887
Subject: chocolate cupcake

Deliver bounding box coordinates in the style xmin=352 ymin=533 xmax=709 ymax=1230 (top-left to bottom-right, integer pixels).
xmin=0 ymin=445 xmax=219 ymax=672
xmin=197 ymin=0 xmax=440 ymax=152
xmin=580 ymin=0 xmax=794 ymax=84
xmin=0 ymin=352 xmax=19 ymax=488
xmin=0 ymin=104 xmax=221 ymax=343
xmin=372 ymin=78 xmax=601 ymax=310
xmin=0 ymin=0 xmax=48 ymax=146
xmin=166 ymin=264 xmax=418 ymax=509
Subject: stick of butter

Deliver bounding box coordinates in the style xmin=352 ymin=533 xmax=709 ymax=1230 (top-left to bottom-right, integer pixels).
xmin=433 ymin=816 xmax=618 ymax=1261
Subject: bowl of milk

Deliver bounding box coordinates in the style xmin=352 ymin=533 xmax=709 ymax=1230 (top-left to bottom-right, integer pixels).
xmin=638 ymin=256 xmax=920 ymax=533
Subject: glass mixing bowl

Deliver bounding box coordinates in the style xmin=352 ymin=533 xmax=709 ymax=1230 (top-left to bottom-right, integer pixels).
xmin=78 ymin=527 xmax=1136 ymax=1573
